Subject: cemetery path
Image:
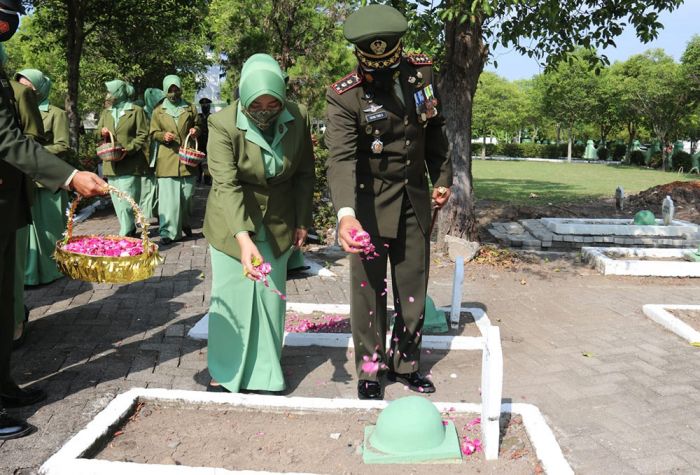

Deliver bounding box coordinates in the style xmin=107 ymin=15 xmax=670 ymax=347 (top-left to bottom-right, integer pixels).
xmin=1 ymin=184 xmax=699 ymax=474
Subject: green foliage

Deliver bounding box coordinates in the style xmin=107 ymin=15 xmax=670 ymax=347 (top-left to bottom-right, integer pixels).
xmin=472 ymin=71 xmax=526 ymax=143
xmin=596 ymin=147 xmax=609 ymax=161
xmin=612 ymin=143 xmax=627 ymax=161
xmin=473 ymin=142 xmax=586 ymax=159
xmin=649 ymin=151 xmax=663 ymax=169
xmin=629 ymin=150 xmax=647 ymax=166
xmin=672 ymin=151 xmax=693 ymax=172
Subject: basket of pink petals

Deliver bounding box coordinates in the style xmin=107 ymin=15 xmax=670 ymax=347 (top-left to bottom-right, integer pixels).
xmin=54 ymin=185 xmax=162 ymax=283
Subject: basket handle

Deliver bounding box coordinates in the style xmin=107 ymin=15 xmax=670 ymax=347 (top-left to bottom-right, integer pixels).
xmin=184 ymin=130 xmax=198 ymax=150
xmin=63 ymin=184 xmax=153 ymax=255
xmin=102 ymin=129 xmax=115 ymax=146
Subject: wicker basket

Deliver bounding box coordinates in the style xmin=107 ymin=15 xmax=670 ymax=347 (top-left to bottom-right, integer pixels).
xmin=96 ymin=130 xmax=125 ymax=162
xmin=178 ymin=131 xmax=206 ymax=167
xmin=54 ymin=186 xmax=162 ymax=284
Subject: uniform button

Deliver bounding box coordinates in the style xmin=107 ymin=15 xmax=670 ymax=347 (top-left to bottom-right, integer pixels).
xmin=406 ymin=160 xmax=411 ymax=166
xmin=404 ymin=118 xmax=409 ymax=126
xmin=405 ymin=139 xmax=411 ymax=146
xmin=404 ymin=179 xmax=409 ymax=184
xmin=359 ymin=183 xmax=365 ymax=189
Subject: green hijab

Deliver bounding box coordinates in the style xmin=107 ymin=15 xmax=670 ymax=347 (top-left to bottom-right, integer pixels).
xmin=105 ymin=79 xmax=132 ymax=125
xmin=144 ymin=87 xmax=165 ymax=119
xmin=161 ymin=74 xmax=187 ymax=117
xmin=17 ymin=68 xmax=52 ymax=111
xmin=238 ymin=54 xmax=286 ymax=109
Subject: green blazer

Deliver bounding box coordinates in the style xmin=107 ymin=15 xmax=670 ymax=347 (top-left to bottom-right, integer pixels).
xmin=0 ymin=67 xmax=74 ymax=233
xmin=41 ymin=105 xmax=71 ymax=158
xmin=203 ymin=100 xmax=314 ymax=259
xmin=97 ymin=105 xmax=150 ymax=176
xmin=149 ymin=102 xmax=201 ymax=177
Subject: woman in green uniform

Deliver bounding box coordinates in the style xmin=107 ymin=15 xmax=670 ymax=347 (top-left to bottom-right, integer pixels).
xmin=15 ymin=69 xmax=70 ymax=286
xmin=203 ymin=54 xmax=314 ymax=393
xmin=149 ymin=75 xmax=201 ymax=244
xmin=97 ymin=79 xmax=149 ymax=236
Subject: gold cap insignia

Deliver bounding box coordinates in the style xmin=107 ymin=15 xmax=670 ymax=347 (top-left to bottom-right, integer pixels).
xmin=370 ymin=39 xmax=387 ymax=55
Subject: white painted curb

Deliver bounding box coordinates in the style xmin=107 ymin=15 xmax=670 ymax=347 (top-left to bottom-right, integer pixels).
xmin=40 ymin=389 xmax=571 ymax=475
xmin=642 ymin=304 xmax=700 ymax=345
xmin=583 ymin=247 xmax=700 ymax=277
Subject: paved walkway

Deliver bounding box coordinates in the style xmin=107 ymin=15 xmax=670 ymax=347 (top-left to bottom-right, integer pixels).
xmin=2 ymin=185 xmax=700 ymax=474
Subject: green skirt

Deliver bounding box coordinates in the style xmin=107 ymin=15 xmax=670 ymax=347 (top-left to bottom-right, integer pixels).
xmin=207 ymin=235 xmax=292 ymax=393
xmin=25 ymin=188 xmax=68 ymax=286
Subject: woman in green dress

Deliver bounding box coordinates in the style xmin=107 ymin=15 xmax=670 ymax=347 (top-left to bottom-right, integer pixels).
xmin=97 ymin=79 xmax=149 ymax=236
xmin=14 ymin=69 xmax=69 ymax=286
xmin=149 ymin=75 xmax=201 ymax=244
xmin=140 ymin=87 xmax=165 ymax=221
xmin=204 ymin=54 xmax=314 ymax=393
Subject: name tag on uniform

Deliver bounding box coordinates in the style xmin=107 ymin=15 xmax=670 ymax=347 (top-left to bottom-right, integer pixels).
xmin=365 ymin=111 xmax=388 ymax=123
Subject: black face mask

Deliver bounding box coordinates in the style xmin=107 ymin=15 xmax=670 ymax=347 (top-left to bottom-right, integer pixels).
xmin=0 ymin=9 xmax=19 ymax=42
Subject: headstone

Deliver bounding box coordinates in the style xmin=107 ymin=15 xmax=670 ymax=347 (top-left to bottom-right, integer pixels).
xmin=450 ymin=257 xmax=464 ymax=330
xmin=583 ymin=140 xmax=597 ymax=159
xmin=662 ymin=196 xmax=674 ymax=225
xmin=615 ymin=186 xmax=625 ymax=211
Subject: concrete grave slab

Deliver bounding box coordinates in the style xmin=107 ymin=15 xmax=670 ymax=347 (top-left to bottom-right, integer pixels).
xmin=642 ymin=304 xmax=700 ymax=345
xmin=542 ymin=218 xmax=700 ymax=238
xmin=582 ymin=247 xmax=700 ymax=277
xmin=40 ymin=388 xmax=572 ymax=475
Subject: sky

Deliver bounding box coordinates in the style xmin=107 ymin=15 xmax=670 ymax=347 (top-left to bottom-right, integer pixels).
xmin=484 ymin=1 xmax=700 ymax=81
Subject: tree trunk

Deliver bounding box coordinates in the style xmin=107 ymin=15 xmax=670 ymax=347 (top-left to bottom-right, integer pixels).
xmin=625 ymin=121 xmax=637 ymax=164
xmin=567 ymin=127 xmax=573 ymax=162
xmin=65 ymin=1 xmax=85 ymax=152
xmin=481 ymin=135 xmax=486 ymax=160
xmin=556 ymin=124 xmax=561 ymax=144
xmin=437 ymin=13 xmax=488 ymax=243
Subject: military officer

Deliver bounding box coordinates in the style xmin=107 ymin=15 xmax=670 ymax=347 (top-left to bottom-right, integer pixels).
xmin=0 ymin=0 xmax=107 ymax=440
xmin=325 ymin=4 xmax=452 ymax=400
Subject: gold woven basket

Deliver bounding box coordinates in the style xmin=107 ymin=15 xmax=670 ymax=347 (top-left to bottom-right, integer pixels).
xmin=54 ymin=185 xmax=162 ymax=284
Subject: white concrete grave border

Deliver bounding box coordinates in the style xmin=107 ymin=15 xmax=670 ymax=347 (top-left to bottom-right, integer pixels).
xmin=642 ymin=304 xmax=700 ymax=346
xmin=583 ymin=247 xmax=700 ymax=277
xmin=40 ymin=388 xmax=572 ymax=475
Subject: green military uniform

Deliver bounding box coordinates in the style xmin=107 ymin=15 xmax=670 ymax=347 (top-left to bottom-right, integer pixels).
xmin=0 ymin=62 xmax=76 ymax=399
xmin=204 ymin=55 xmax=314 ymax=392
xmin=324 ymin=5 xmax=452 ymax=392
xmin=149 ymin=75 xmax=202 ymax=241
xmin=15 ymin=69 xmax=70 ymax=287
xmin=141 ymin=88 xmax=165 ymax=220
xmin=10 ymin=80 xmax=46 ymax=340
xmin=97 ymin=80 xmax=149 ymax=235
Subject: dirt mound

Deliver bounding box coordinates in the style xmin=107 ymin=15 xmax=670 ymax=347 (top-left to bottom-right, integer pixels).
xmin=628 ymin=181 xmax=700 ymax=222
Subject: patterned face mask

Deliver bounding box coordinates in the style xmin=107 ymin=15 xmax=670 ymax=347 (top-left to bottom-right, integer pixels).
xmin=244 ymin=106 xmax=283 ymax=131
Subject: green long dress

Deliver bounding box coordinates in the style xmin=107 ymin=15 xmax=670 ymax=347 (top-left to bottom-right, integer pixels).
xmin=205 ymin=54 xmax=315 ymax=392
xmin=16 ymin=69 xmax=70 ymax=285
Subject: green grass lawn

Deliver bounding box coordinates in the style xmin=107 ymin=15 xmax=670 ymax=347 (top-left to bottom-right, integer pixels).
xmin=472 ymin=160 xmax=698 ymax=204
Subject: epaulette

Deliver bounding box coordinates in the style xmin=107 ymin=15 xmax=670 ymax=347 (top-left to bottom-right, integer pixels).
xmin=406 ymin=53 xmax=433 ymax=66
xmin=331 ymin=72 xmax=363 ymax=95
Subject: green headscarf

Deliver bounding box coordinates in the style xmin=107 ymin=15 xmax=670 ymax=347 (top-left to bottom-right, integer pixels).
xmin=144 ymin=87 xmax=165 ymax=119
xmin=16 ymin=68 xmax=52 ymax=110
xmin=105 ymin=79 xmax=132 ymax=125
xmin=162 ymin=74 xmax=187 ymax=117
xmin=238 ymin=54 xmax=286 ymax=109
xmin=125 ymin=82 xmax=135 ymax=100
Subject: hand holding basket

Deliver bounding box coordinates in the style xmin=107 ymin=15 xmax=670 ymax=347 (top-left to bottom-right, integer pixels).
xmin=96 ymin=130 xmax=125 ymax=162
xmin=178 ymin=131 xmax=206 ymax=167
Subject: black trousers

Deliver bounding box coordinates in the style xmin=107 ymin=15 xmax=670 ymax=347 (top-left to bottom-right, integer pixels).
xmin=0 ymin=231 xmax=17 ymax=409
xmin=349 ymin=195 xmax=430 ymax=380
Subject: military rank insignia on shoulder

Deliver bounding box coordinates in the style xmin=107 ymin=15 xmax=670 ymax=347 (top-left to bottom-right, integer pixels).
xmin=331 ymin=72 xmax=364 ymax=95
xmin=406 ymin=53 xmax=433 ymax=66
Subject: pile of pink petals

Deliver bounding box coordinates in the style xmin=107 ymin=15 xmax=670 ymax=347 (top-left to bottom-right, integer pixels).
xmin=63 ymin=237 xmax=143 ymax=257
xmin=284 ymin=314 xmax=348 ymax=333
xmin=349 ymin=229 xmax=379 ymax=260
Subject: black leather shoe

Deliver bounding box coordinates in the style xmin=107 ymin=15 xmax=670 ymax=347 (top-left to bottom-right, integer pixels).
xmin=0 ymin=410 xmax=35 ymax=440
xmin=125 ymin=228 xmax=139 ymax=238
xmin=357 ymin=380 xmax=383 ymax=400
xmin=387 ymin=371 xmax=436 ymax=393
xmin=0 ymin=387 xmax=47 ymax=408
xmin=206 ymin=382 xmax=230 ymax=393
xmin=160 ymin=237 xmax=173 ymax=245
xmin=182 ymin=226 xmax=193 ymax=237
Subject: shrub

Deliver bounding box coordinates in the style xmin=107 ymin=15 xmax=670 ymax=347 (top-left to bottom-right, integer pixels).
xmin=629 ymin=150 xmax=646 ymax=166
xmin=612 ymin=143 xmax=627 ymax=161
xmin=596 ymin=147 xmax=609 ymax=161
xmin=499 ymin=143 xmax=523 ymax=158
xmin=672 ymin=151 xmax=693 ymax=172
xmin=312 ymin=140 xmax=336 ymax=242
xmin=648 ymin=151 xmax=663 ymax=169
xmin=472 ymin=143 xmax=497 ymax=157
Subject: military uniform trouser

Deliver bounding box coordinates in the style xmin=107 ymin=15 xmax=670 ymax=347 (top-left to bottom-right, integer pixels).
xmin=1 ymin=232 xmax=17 ymax=397
xmin=350 ymin=194 xmax=429 ymax=380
